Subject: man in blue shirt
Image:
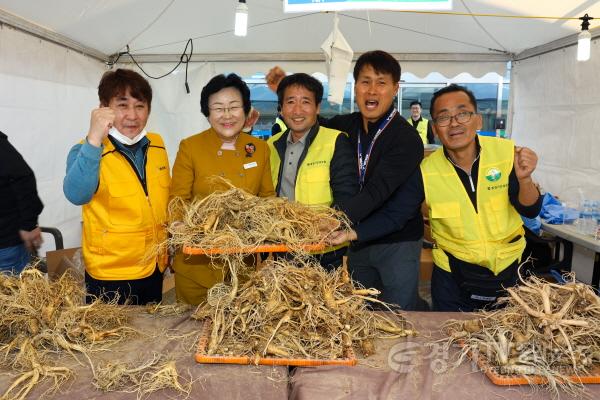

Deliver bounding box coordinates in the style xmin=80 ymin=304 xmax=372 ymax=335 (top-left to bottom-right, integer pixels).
xmin=64 ymin=69 xmax=170 ymax=305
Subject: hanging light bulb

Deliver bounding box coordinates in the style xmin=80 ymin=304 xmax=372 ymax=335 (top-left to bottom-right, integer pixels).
xmin=578 ymin=30 xmax=592 ymax=61
xmin=577 ymin=14 xmax=593 ymax=62
xmin=235 ymin=0 xmax=248 ymax=37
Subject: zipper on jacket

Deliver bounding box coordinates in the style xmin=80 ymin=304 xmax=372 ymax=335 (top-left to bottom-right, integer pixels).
xmin=116 ymin=145 xmax=149 ymax=196
xmin=446 ymin=152 xmax=480 ymax=194
xmin=467 ymin=173 xmax=475 ymax=192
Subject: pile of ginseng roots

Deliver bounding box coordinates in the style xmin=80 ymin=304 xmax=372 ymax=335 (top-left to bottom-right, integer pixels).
xmin=0 ymin=269 xmax=192 ymax=400
xmin=167 ymin=179 xmax=351 ymax=254
xmin=0 ymin=268 xmax=131 ymax=400
xmin=193 ymin=257 xmax=416 ymax=361
xmin=168 ymin=180 xmax=416 ymax=361
xmin=441 ymin=271 xmax=600 ymax=395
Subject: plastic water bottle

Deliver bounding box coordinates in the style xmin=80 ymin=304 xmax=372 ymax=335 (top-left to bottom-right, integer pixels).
xmin=579 ymin=200 xmax=595 ymax=236
xmin=593 ymin=200 xmax=600 ymax=239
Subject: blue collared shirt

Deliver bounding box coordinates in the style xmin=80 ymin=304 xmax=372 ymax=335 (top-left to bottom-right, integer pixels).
xmin=63 ymin=136 xmax=149 ymax=205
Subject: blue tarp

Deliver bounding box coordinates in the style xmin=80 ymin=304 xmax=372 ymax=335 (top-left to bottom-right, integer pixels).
xmin=522 ymin=193 xmax=579 ymax=235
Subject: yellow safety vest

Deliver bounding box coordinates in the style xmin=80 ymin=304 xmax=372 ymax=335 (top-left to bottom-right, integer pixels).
xmin=268 ymin=126 xmax=340 ymax=207
xmin=82 ymin=133 xmax=171 ymax=280
xmin=407 ymin=117 xmax=429 ymax=145
xmin=273 ymin=117 xmax=287 ymax=135
xmin=421 ymin=136 xmax=525 ymax=275
xmin=268 ymin=126 xmax=346 ymax=253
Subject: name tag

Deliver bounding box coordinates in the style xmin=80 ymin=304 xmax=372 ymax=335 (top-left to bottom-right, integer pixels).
xmin=243 ymin=161 xmax=258 ymax=170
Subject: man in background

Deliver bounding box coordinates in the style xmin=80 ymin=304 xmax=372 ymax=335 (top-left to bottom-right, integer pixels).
xmin=0 ymin=131 xmax=44 ymax=273
xmin=406 ymin=100 xmax=434 ymax=145
xmin=268 ymin=66 xmax=287 ymax=137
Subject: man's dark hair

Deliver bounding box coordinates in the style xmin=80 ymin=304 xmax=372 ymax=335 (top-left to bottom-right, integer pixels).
xmin=353 ymin=50 xmax=401 ymax=83
xmin=98 ymin=69 xmax=152 ymax=110
xmin=430 ymin=84 xmax=478 ymax=116
xmin=409 ymin=100 xmax=422 ymax=108
xmin=200 ymin=73 xmax=251 ymax=117
xmin=276 ymin=73 xmax=324 ymax=106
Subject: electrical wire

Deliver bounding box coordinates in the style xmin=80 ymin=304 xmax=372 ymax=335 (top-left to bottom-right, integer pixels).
xmin=108 ymin=38 xmax=194 ymax=94
xmin=390 ymin=10 xmax=583 ymax=20
xmin=108 ymin=7 xmax=592 ymax=68
xmin=115 ymin=0 xmax=177 ymax=53
xmin=338 ymin=12 xmax=509 ymax=54
xmin=130 ymin=12 xmax=319 ymax=53
xmin=460 ymin=0 xmax=507 ymax=52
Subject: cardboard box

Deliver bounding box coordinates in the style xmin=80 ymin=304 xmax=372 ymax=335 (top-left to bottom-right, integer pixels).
xmin=45 ymin=248 xmax=176 ymax=296
xmin=45 ymin=247 xmax=83 ymax=281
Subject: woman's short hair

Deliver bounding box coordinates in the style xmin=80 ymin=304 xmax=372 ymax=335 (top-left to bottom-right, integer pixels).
xmin=200 ymin=73 xmax=251 ymax=117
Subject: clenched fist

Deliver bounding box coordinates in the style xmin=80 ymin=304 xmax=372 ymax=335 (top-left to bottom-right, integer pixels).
xmin=87 ymin=107 xmax=115 ymax=147
xmin=514 ymin=146 xmax=537 ymax=181
xmin=266 ymin=66 xmax=286 ymax=93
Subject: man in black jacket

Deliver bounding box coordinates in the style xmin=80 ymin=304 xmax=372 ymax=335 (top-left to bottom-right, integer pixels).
xmin=267 ymin=51 xmax=424 ymax=309
xmin=267 ymin=73 xmax=358 ymax=269
xmin=0 ymin=131 xmax=44 ymax=273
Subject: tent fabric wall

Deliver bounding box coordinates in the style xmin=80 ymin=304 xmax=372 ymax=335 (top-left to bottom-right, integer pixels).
xmin=510 ymin=38 xmax=600 ymax=201
xmin=0 ymin=25 xmax=106 ymax=252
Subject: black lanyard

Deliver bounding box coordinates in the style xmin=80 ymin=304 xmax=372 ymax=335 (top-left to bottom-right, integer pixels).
xmin=357 ymin=108 xmax=397 ymax=188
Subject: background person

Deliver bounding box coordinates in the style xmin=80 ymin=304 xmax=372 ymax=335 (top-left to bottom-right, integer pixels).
xmin=267 ymin=66 xmax=288 ymax=137
xmin=0 ymin=131 xmax=44 ymax=273
xmin=406 ymin=100 xmax=434 ymax=145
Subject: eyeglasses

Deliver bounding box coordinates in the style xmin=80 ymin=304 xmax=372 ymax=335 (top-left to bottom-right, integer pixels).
xmin=208 ymin=105 xmax=244 ymax=116
xmin=433 ymin=111 xmax=475 ymax=127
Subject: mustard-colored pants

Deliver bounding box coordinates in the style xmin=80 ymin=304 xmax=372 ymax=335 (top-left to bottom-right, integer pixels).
xmin=173 ymin=253 xmax=224 ymax=305
xmin=173 ymin=253 xmax=255 ymax=305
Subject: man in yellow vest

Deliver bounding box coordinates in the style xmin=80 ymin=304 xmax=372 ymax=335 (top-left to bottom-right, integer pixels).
xmin=406 ymin=100 xmax=434 ymax=145
xmin=63 ymin=69 xmax=170 ymax=305
xmin=267 ymin=73 xmax=358 ymax=269
xmin=424 ymin=84 xmax=541 ymax=311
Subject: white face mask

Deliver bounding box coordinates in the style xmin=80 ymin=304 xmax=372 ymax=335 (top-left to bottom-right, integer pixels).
xmin=109 ymin=127 xmax=147 ymax=146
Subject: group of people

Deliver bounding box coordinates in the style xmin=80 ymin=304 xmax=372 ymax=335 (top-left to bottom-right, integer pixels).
xmin=1 ymin=49 xmax=542 ymax=313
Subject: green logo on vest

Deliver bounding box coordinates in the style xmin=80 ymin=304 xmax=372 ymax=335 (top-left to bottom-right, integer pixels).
xmin=485 ymin=168 xmax=502 ymax=182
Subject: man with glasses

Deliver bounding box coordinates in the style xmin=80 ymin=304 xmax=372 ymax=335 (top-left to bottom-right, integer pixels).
xmin=424 ymin=83 xmax=542 ymax=311
xmin=329 ymin=84 xmax=541 ymax=312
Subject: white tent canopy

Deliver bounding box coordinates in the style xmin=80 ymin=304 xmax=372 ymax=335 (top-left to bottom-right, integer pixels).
xmin=1 ymin=0 xmax=599 ymax=250
xmin=3 ymin=1 xmax=600 ymax=75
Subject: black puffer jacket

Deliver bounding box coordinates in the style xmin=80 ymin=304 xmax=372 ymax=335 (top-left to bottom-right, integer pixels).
xmin=0 ymin=132 xmax=44 ymax=247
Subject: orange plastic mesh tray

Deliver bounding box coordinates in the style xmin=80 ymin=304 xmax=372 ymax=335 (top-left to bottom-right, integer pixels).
xmin=183 ymin=243 xmax=326 ymax=255
xmin=464 ymin=344 xmax=600 ymax=385
xmin=195 ymin=319 xmax=357 ymax=367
